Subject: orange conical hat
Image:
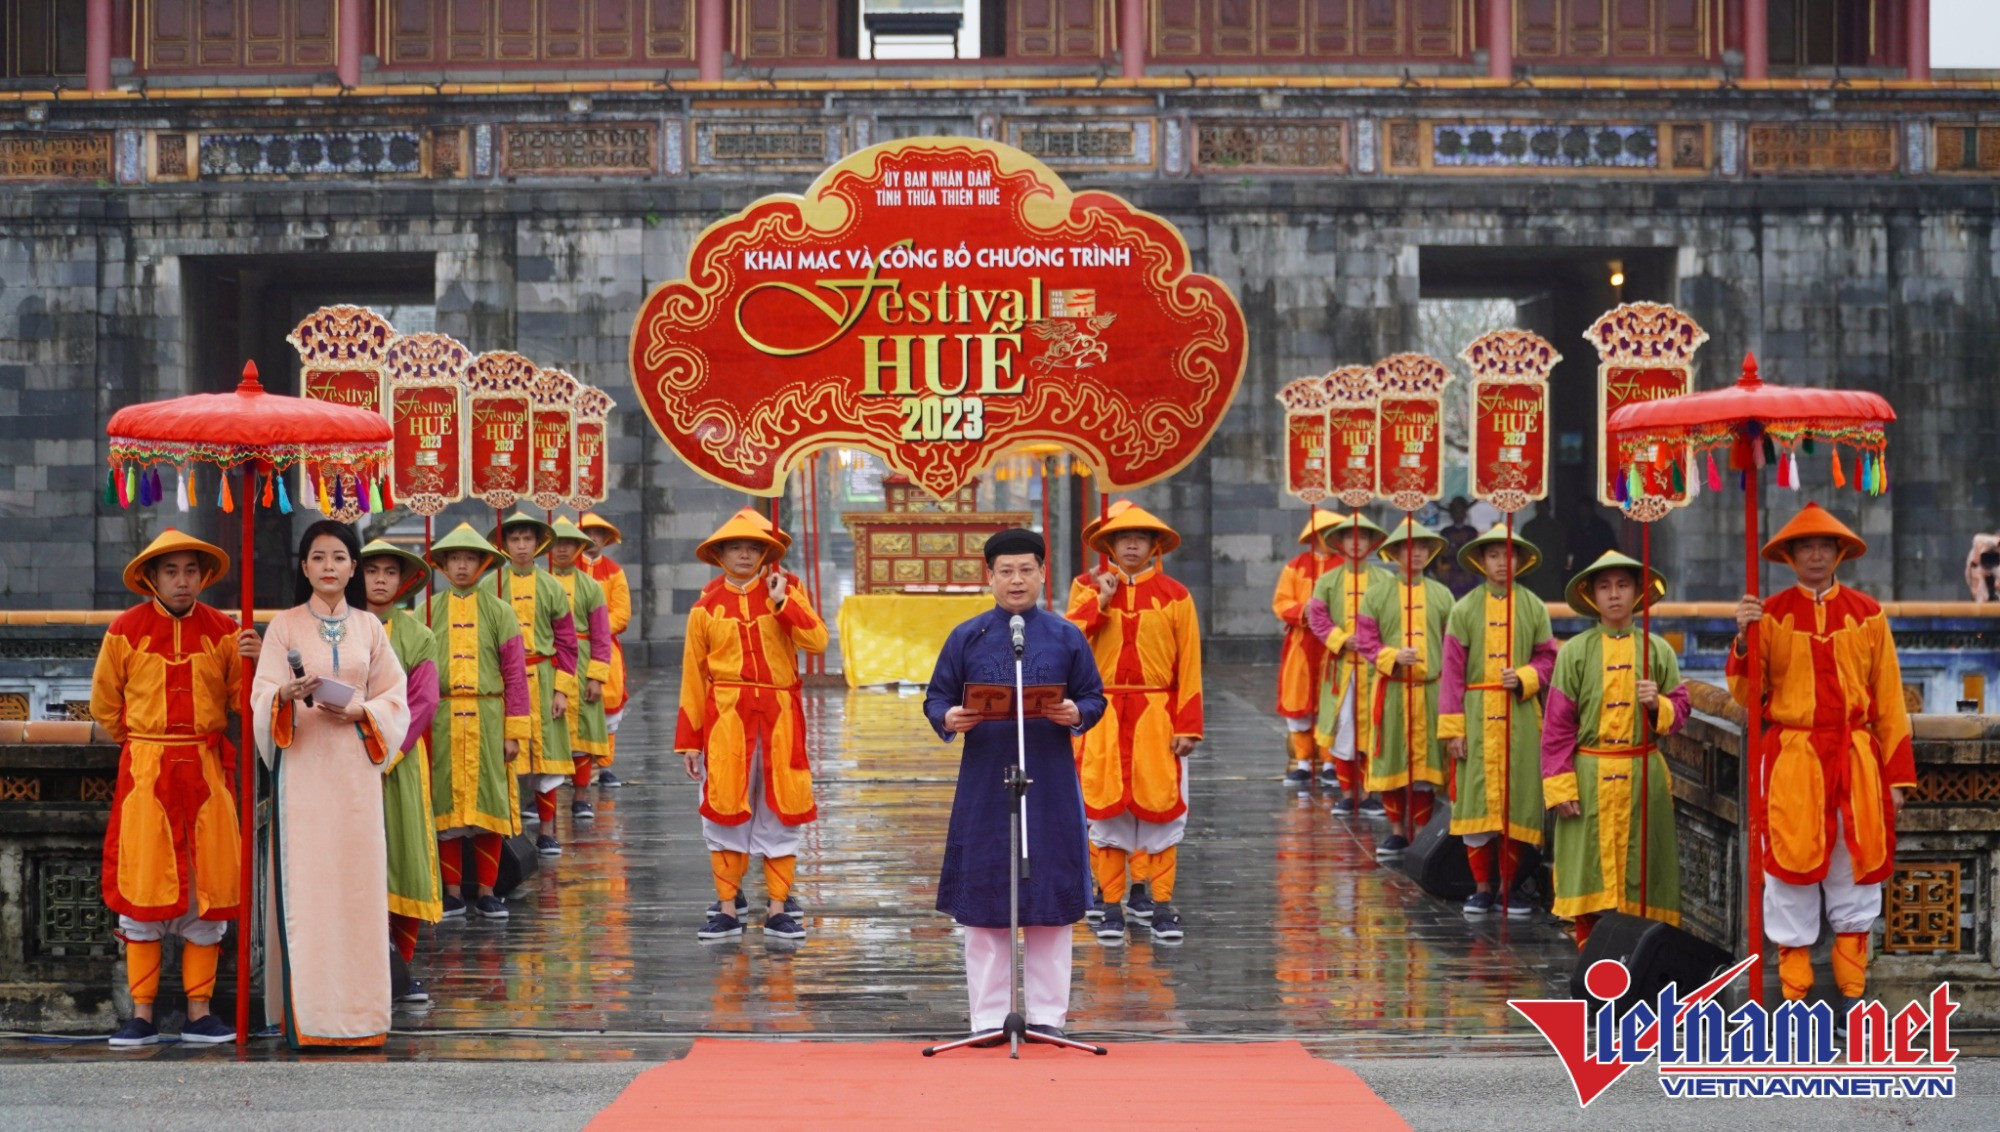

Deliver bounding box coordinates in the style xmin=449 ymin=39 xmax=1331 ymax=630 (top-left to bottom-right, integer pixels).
xmin=1087 ymin=501 xmax=1180 ymax=557
xmin=1762 ymin=502 xmax=1866 ymax=564
xmin=577 ymin=512 xmax=622 ymax=546
xmin=1297 ymin=509 xmax=1343 ymax=546
xmin=123 ymin=528 xmax=231 ymax=598
xmin=1080 ymin=498 xmax=1135 ymax=550
xmin=697 ymin=508 xmax=786 ymax=569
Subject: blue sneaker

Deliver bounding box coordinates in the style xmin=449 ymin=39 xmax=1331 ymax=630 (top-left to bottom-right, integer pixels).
xmin=1462 ymin=891 xmax=1496 ymax=918
xmin=1359 ymin=795 xmax=1387 ymax=817
xmin=764 ymin=913 xmax=807 ymax=940
xmin=698 ymin=912 xmax=743 ymax=941
xmin=536 ymin=834 xmax=561 ymax=858
xmin=1124 ymin=884 xmax=1155 ymax=921
xmin=1330 ymin=796 xmax=1356 ymax=817
xmin=1094 ymin=905 xmax=1127 ymax=945
xmin=570 ymin=799 xmax=595 ymax=823
xmin=1149 ymin=904 xmax=1184 ymax=943
xmin=179 ymin=1013 xmax=235 ymax=1045
xmin=108 ymin=1016 xmax=158 ymax=1048
xmin=473 ymin=894 xmax=509 ymax=920
xmin=1085 ymin=892 xmax=1108 ymax=923
xmin=1504 ymin=894 xmax=1536 ymax=919
xmin=441 ymin=893 xmax=466 ymax=920
xmin=706 ymin=894 xmax=750 ymax=919
xmin=595 ymin=769 xmax=623 ymax=788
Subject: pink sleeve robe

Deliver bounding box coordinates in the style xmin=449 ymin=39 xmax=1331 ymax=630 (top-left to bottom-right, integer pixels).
xmin=252 ymin=604 xmax=411 ymax=1049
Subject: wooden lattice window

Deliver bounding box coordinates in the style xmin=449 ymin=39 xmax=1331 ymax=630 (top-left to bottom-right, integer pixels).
xmin=1884 ymin=861 xmax=1968 ymax=954
xmin=0 ymin=692 xmax=28 ymax=721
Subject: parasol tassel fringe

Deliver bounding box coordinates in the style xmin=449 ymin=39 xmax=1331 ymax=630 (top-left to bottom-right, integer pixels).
xmin=218 ymin=471 xmax=234 ymax=513
xmin=1788 ymin=451 xmax=1801 ymax=491
xmin=332 ymin=475 xmax=345 ymax=513
xmin=187 ymin=467 xmax=198 ymax=508
xmin=1706 ymin=450 xmax=1722 ymax=492
xmin=1878 ymin=454 xmax=1888 ymax=494
xmin=123 ymin=465 xmax=136 ymax=507
xmin=103 ymin=468 xmax=116 ymax=508
xmin=317 ymin=473 xmax=330 ymax=513
xmin=261 ymin=470 xmax=274 ymax=509
xmin=1831 ymin=449 xmax=1847 ymax=489
xmin=176 ymin=468 xmax=188 ymax=512
xmin=381 ymin=477 xmax=394 ymax=511
xmin=276 ymin=474 xmax=292 ymax=515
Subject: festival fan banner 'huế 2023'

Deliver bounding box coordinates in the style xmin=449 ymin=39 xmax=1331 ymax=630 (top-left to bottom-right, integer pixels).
xmin=628 ymin=137 xmax=1248 ymax=498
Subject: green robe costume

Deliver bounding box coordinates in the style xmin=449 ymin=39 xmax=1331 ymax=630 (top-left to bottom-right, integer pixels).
xmin=1438 ymin=584 xmax=1557 ymax=847
xmin=485 ymin=566 xmax=578 ymax=777
xmin=427 ymin=583 xmax=533 ymax=836
xmin=1359 ymin=572 xmax=1454 ymax=795
xmin=1542 ymin=626 xmax=1688 ymax=925
xmin=553 ymin=567 xmax=611 ymax=761
xmin=380 ymin=608 xmax=443 ymax=922
xmin=1309 ymin=561 xmax=1392 ymax=760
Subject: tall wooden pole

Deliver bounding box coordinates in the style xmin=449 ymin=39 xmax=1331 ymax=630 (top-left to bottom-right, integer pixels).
xmin=234 ymin=463 xmax=258 ymax=1045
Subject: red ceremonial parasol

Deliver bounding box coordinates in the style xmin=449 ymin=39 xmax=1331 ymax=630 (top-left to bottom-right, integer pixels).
xmin=1606 ymin=353 xmax=1893 ymax=1005
xmin=105 ymin=361 xmax=394 ymax=1045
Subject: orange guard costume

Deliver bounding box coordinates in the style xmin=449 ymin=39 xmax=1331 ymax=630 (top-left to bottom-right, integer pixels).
xmin=676 ymin=510 xmax=829 ymax=929
xmin=1272 ymin=510 xmax=1341 ymax=781
xmin=1066 ymin=503 xmax=1203 ymax=938
xmin=578 ymin=512 xmax=632 ymax=772
xmin=90 ymin=529 xmax=245 ymax=1022
xmin=1727 ymin=503 xmax=1915 ymax=1003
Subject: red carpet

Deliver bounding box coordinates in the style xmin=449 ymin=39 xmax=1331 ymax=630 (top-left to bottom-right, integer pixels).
xmin=586 ymin=1038 xmax=1410 ymax=1131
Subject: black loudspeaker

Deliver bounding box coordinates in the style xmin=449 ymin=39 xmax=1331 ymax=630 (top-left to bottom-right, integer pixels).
xmin=1570 ymin=911 xmax=1735 ymax=1014
xmin=1396 ymin=800 xmax=1543 ymax=902
xmin=456 ymin=833 xmax=540 ymax=899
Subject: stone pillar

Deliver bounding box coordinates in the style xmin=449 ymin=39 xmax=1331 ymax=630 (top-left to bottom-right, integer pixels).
xmin=85 ymin=0 xmax=112 ymax=92
xmin=1743 ymin=0 xmax=1767 ymax=80
xmin=699 ymin=0 xmax=726 ymax=81
xmin=1486 ymin=0 xmax=1512 ymax=80
xmin=1120 ymin=0 xmax=1145 ymax=79
xmin=337 ymin=0 xmax=364 ymax=87
xmin=1906 ymin=0 xmax=1930 ymax=80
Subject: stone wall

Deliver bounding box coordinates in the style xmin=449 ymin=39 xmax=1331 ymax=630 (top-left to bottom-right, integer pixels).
xmin=2 ymin=88 xmax=1998 ymax=659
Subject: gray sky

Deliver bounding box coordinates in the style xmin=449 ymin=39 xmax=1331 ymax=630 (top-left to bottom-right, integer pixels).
xmin=1936 ymin=0 xmax=2000 ymax=69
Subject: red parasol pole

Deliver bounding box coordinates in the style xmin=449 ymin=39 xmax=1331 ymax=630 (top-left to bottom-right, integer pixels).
xmin=1743 ymin=457 xmax=1766 ymax=1004
xmin=1498 ymin=511 xmax=1516 ymax=922
xmin=235 ymin=462 xmax=257 ymax=1046
xmin=545 ymin=509 xmax=554 ymax=571
xmin=423 ymin=515 xmax=434 ymax=628
xmin=1402 ymin=511 xmax=1416 ymax=843
xmin=495 ymin=506 xmax=507 ymax=600
xmin=1639 ymin=522 xmax=1653 ymax=922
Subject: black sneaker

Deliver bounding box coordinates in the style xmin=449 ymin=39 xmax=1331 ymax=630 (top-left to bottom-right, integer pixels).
xmin=571 ymin=799 xmax=595 ymax=823
xmin=108 ymin=1017 xmax=158 ymax=1048
xmin=698 ymin=912 xmax=744 ymax=940
xmin=1330 ymin=797 xmax=1356 ymax=817
xmin=1094 ymin=905 xmax=1127 ymax=944
xmin=764 ymin=912 xmax=807 ymax=940
xmin=1124 ymin=884 xmax=1155 ymax=921
xmin=784 ymin=896 xmax=803 ymax=918
xmin=596 ymin=769 xmax=623 ymax=788
xmin=1317 ymin=764 xmax=1341 ymax=790
xmin=441 ymin=893 xmax=466 ymax=920
xmin=536 ymin=834 xmax=561 ymax=858
xmin=398 ymin=978 xmax=431 ymax=1004
xmin=1503 ymin=894 xmax=1535 ymax=919
xmin=1834 ymin=996 xmax=1858 ymax=1042
xmin=1085 ymin=891 xmax=1108 ymax=924
xmin=473 ymin=894 xmax=509 ymax=919
xmin=1359 ymin=795 xmax=1387 ymax=818
xmin=178 ymin=1013 xmax=235 ymax=1045
xmin=1462 ymin=891 xmax=1496 ymax=918
xmin=1150 ymin=905 xmax=1184 ymax=943
xmin=707 ymin=894 xmax=751 ymax=918
xmin=1283 ymin=766 xmax=1312 ymax=788
xmin=1375 ymin=834 xmax=1410 ymax=858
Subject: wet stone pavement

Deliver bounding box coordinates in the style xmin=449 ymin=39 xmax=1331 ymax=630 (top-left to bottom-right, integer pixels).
xmin=26 ymin=664 xmax=1585 ymax=1061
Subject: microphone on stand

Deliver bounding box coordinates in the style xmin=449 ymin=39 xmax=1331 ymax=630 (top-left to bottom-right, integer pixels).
xmin=1008 ymin=614 xmax=1026 ymax=657
xmin=287 ymin=648 xmax=313 ymax=708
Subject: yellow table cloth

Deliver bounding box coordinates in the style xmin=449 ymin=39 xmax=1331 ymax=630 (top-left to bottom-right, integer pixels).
xmin=836 ymin=593 xmax=996 ymax=688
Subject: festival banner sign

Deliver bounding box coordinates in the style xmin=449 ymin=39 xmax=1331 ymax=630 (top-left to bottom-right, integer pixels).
xmin=1461 ymin=330 xmax=1559 ymax=515
xmin=1372 ymin=354 xmax=1453 ymax=512
xmin=291 ymin=304 xmax=397 ymax=520
xmin=529 ymin=368 xmax=578 ymax=510
xmin=383 ymin=333 xmax=471 ymax=516
xmin=1585 ymin=303 xmax=1707 ymax=520
xmin=1323 ymin=365 xmax=1380 ymax=509
xmin=1276 ymin=376 xmax=1330 ymax=506
xmin=464 ymin=351 xmax=536 ymax=509
xmin=628 ymin=137 xmax=1247 ymax=498
xmin=570 ymin=385 xmax=614 ymax=512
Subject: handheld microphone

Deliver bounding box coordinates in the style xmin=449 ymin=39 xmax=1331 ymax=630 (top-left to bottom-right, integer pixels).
xmin=1008 ymin=614 xmax=1026 ymax=657
xmin=286 ymin=648 xmax=313 ymax=708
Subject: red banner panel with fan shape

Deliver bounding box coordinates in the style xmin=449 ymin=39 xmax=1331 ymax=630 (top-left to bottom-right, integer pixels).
xmin=628 ymin=137 xmax=1247 ymax=499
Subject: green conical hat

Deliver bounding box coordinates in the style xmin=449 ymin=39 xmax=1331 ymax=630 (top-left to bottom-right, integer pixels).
xmin=359 ymin=539 xmax=432 ymax=602
xmin=1565 ymin=550 xmax=1668 ymax=619
xmin=1318 ymin=511 xmax=1389 ymax=550
xmin=550 ymin=516 xmax=593 ymax=547
xmin=1458 ymin=522 xmax=1543 ymax=580
xmin=426 ymin=522 xmax=503 ymax=576
xmin=1375 ymin=518 xmax=1447 ymax=567
xmin=491 ymin=511 xmax=555 ymax=557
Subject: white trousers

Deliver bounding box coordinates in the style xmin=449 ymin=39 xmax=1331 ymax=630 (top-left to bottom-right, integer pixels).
xmin=533 ymin=773 xmax=566 ymax=793
xmin=1089 ymin=763 xmax=1188 ymax=853
xmin=1285 ymin=715 xmax=1315 ymax=733
xmin=1764 ymin=813 xmax=1882 ymax=947
xmin=700 ymin=742 xmax=802 ymax=859
xmin=605 ymin=708 xmax=624 ymax=735
xmin=964 ymin=925 xmax=1072 ymax=1030
xmin=1329 ymin=672 xmax=1359 ymax=763
xmin=119 ymin=908 xmax=228 ymax=946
